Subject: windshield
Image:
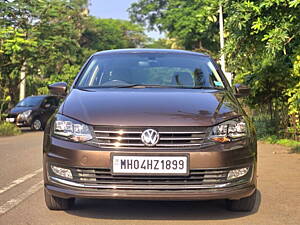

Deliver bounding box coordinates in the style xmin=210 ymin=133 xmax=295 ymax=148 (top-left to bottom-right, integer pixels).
xmin=76 ymin=53 xmax=226 ymax=89
xmin=16 ymin=96 xmax=44 ymax=107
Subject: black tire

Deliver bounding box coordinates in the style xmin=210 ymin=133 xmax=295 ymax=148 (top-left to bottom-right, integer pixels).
xmin=31 ymin=118 xmax=42 ymax=131
xmin=44 ymin=188 xmax=75 ymax=210
xmin=226 ymin=190 xmax=257 ymax=212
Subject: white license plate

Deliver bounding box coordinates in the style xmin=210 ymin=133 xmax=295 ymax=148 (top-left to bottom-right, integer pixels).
xmin=6 ymin=118 xmax=15 ymax=123
xmin=112 ymin=155 xmax=188 ymax=175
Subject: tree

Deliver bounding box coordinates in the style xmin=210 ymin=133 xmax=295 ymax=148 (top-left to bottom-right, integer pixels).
xmin=144 ymin=38 xmax=172 ymax=49
xmin=128 ymin=0 xmax=220 ymax=54
xmin=0 ymin=0 xmax=87 ymax=106
xmin=80 ymin=17 xmax=147 ymax=52
xmin=223 ymin=0 xmax=300 ymax=134
xmin=0 ymin=0 xmax=148 ymax=114
xmin=0 ymin=0 xmax=39 ymax=107
xmin=128 ymin=0 xmax=300 ymax=137
xmin=0 ymin=27 xmax=37 ymax=108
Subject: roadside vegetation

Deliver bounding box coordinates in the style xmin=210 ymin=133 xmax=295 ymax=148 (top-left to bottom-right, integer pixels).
xmin=0 ymin=122 xmax=21 ymax=136
xmin=129 ymin=0 xmax=300 ymax=151
xmin=261 ymin=136 xmax=300 ymax=153
xmin=0 ymin=0 xmax=148 ymax=119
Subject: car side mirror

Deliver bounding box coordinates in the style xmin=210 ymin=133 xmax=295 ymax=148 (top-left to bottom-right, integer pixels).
xmin=234 ymin=84 xmax=250 ymax=98
xmin=48 ymin=82 xmax=68 ymax=96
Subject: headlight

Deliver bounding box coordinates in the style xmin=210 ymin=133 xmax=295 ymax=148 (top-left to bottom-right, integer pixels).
xmin=20 ymin=110 xmax=32 ymax=119
xmin=53 ymin=114 xmax=93 ymax=142
xmin=209 ymin=117 xmax=247 ymax=143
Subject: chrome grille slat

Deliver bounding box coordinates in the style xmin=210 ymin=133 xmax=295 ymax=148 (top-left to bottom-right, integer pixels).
xmin=96 ymin=136 xmax=141 ymax=140
xmin=160 ymin=137 xmax=203 ymax=140
xmin=92 ymin=126 xmax=209 ymax=149
xmin=67 ymin=167 xmax=235 ymax=187
xmin=94 ymin=130 xmax=142 ymax=134
xmin=72 ymin=175 xmax=228 ymax=180
xmin=156 ymin=143 xmax=202 ymax=147
xmin=51 ymin=176 xmax=245 ymax=190
xmin=71 ymin=179 xmax=230 ymax=185
xmin=96 ymin=142 xmax=145 ymax=147
xmin=50 ymin=166 xmax=251 ymax=190
xmin=159 ymin=131 xmax=206 ymax=134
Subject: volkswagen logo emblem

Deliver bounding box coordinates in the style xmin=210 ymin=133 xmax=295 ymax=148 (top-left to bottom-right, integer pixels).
xmin=141 ymin=129 xmax=160 ymax=146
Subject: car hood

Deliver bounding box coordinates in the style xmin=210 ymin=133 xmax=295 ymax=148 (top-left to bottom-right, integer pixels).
xmin=9 ymin=106 xmax=33 ymax=115
xmin=62 ymin=88 xmax=243 ymax=127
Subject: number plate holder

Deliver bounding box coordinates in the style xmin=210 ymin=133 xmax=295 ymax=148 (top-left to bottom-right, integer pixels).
xmin=111 ymin=153 xmax=189 ymax=176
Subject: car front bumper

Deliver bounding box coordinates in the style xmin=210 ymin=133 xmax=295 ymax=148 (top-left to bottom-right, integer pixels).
xmin=45 ymin=181 xmax=256 ymax=201
xmin=6 ymin=115 xmax=32 ymax=127
xmin=44 ymin=137 xmax=257 ymax=201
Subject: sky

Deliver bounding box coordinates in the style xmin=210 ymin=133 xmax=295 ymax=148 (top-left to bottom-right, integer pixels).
xmin=89 ymin=0 xmax=164 ymax=40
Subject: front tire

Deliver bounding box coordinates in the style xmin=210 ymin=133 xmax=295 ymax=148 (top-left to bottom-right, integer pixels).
xmin=226 ymin=190 xmax=257 ymax=211
xmin=31 ymin=118 xmax=42 ymax=131
xmin=44 ymin=188 xmax=75 ymax=210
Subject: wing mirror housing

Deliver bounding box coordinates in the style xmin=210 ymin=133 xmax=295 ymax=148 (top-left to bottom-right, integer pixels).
xmin=234 ymin=84 xmax=250 ymax=98
xmin=48 ymin=82 xmax=68 ymax=96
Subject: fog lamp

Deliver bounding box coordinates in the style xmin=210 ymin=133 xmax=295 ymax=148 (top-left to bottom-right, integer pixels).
xmin=227 ymin=167 xmax=249 ymax=180
xmin=50 ymin=165 xmax=73 ymax=179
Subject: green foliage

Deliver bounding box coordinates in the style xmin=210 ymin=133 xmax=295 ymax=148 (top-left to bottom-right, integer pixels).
xmin=0 ymin=122 xmax=21 ymax=136
xmin=0 ymin=96 xmax=11 ymax=120
xmin=129 ymin=0 xmax=300 ymax=138
xmin=81 ymin=17 xmax=147 ymax=51
xmin=286 ymin=55 xmax=300 ymax=116
xmin=253 ymin=114 xmax=277 ymax=139
xmin=129 ymin=0 xmax=220 ymax=53
xmin=223 ymin=0 xmax=300 ymax=136
xmin=261 ymin=135 xmax=300 ymax=153
xmin=0 ymin=26 xmax=37 ymax=107
xmin=0 ymin=0 xmax=147 ymax=118
xmin=143 ymin=38 xmax=171 ymax=49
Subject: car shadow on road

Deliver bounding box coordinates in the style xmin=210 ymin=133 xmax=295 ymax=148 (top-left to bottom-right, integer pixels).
xmin=66 ymin=190 xmax=261 ymax=221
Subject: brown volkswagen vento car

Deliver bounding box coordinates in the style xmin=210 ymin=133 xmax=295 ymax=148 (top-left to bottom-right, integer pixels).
xmin=43 ymin=49 xmax=257 ymax=211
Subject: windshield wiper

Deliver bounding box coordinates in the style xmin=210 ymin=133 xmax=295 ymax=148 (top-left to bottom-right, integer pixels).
xmin=191 ymin=86 xmax=224 ymax=90
xmin=76 ymin=85 xmax=224 ymax=90
xmin=114 ymin=84 xmax=166 ymax=88
xmin=116 ymin=85 xmax=225 ymax=89
xmin=76 ymin=87 xmax=96 ymax=92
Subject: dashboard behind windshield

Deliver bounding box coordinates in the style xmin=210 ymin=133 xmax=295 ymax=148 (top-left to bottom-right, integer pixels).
xmin=76 ymin=53 xmax=225 ymax=89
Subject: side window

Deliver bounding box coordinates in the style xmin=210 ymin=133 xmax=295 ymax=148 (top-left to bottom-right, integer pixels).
xmin=44 ymin=97 xmax=59 ymax=107
xmin=50 ymin=97 xmax=59 ymax=106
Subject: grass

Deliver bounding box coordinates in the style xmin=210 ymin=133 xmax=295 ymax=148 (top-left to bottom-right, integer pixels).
xmin=0 ymin=122 xmax=21 ymax=136
xmin=261 ymin=135 xmax=300 ymax=153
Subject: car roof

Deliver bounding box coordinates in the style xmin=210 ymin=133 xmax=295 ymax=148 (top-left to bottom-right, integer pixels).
xmin=93 ymin=49 xmax=208 ymax=57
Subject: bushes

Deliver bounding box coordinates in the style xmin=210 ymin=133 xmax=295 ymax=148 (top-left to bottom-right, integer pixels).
xmin=261 ymin=135 xmax=300 ymax=154
xmin=253 ymin=114 xmax=278 ymax=139
xmin=0 ymin=122 xmax=21 ymax=136
xmin=253 ymin=114 xmax=300 ymax=153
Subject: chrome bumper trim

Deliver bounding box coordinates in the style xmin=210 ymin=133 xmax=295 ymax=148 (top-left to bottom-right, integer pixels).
xmin=50 ymin=176 xmax=249 ymax=190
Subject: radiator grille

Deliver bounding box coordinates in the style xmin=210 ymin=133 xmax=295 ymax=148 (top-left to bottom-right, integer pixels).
xmin=91 ymin=126 xmax=209 ymax=149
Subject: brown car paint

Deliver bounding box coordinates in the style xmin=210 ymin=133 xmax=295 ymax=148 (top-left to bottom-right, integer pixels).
xmin=43 ymin=49 xmax=257 ymax=204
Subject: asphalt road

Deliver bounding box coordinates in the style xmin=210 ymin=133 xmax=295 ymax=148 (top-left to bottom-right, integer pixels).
xmin=0 ymin=131 xmax=299 ymax=225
